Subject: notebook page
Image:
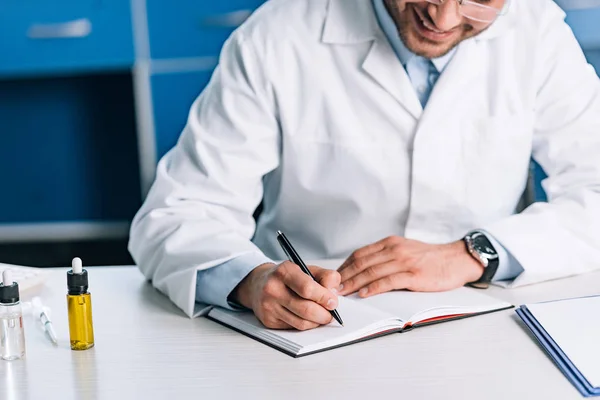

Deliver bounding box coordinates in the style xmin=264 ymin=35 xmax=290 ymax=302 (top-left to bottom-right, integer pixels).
xmin=273 ymin=296 xmax=399 ymax=351
xmin=527 ymin=297 xmax=600 ymax=388
xmin=209 ymin=296 xmax=401 ymax=354
xmin=347 ymin=287 xmax=510 ymax=324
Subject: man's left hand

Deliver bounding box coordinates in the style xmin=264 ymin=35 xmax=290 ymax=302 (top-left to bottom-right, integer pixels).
xmin=337 ymin=236 xmax=485 ymax=297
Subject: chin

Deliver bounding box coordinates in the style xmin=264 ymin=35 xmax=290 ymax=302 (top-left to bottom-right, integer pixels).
xmin=402 ymin=30 xmax=459 ymax=59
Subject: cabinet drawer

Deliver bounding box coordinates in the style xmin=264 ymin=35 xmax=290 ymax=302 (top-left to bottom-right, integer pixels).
xmin=0 ymin=0 xmax=134 ymax=77
xmin=151 ymin=70 xmax=215 ymax=160
xmin=147 ymin=0 xmax=265 ymax=60
xmin=559 ymin=1 xmax=600 ymax=49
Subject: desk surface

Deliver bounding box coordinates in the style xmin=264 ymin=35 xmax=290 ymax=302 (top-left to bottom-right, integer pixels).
xmin=3 ymin=265 xmax=597 ymax=400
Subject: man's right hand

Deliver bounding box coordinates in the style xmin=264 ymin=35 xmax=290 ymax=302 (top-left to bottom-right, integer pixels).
xmin=230 ymin=261 xmax=341 ymax=331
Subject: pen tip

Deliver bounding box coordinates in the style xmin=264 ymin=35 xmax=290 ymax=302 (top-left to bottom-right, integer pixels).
xmin=276 ymin=230 xmax=283 ymax=235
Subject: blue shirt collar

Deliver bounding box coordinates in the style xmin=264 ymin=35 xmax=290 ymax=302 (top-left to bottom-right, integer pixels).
xmin=372 ymin=0 xmax=456 ymax=72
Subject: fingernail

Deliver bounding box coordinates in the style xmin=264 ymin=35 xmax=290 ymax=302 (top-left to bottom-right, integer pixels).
xmin=327 ymin=298 xmax=336 ymax=309
xmin=359 ymin=288 xmax=368 ymax=297
xmin=337 ymin=284 xmax=344 ymax=292
xmin=330 ymin=288 xmax=338 ymax=295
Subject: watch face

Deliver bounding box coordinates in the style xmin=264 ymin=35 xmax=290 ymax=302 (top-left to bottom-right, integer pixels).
xmin=472 ymin=234 xmax=498 ymax=258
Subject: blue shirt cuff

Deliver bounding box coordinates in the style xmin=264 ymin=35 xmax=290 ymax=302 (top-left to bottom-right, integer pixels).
xmin=484 ymin=232 xmax=524 ymax=282
xmin=196 ymin=252 xmax=275 ymax=310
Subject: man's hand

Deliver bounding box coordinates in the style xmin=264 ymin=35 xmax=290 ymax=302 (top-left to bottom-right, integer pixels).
xmin=230 ymin=262 xmax=341 ymax=331
xmin=337 ymin=236 xmax=484 ymax=297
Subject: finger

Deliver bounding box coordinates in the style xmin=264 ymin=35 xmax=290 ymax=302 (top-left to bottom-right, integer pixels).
xmin=337 ymin=240 xmax=388 ymax=272
xmin=308 ymin=266 xmax=341 ymax=292
xmin=338 ymin=236 xmax=403 ymax=273
xmin=260 ymin=317 xmax=294 ymax=330
xmin=282 ymin=289 xmax=333 ymax=325
xmin=276 ymin=305 xmax=322 ymax=331
xmin=358 ymin=272 xmax=414 ymax=298
xmin=279 ymin=264 xmax=338 ymax=310
xmin=338 ymin=261 xmax=400 ymax=295
xmin=339 ymin=248 xmax=396 ymax=284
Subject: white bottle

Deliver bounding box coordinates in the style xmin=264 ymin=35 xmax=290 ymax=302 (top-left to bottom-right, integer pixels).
xmin=0 ymin=270 xmax=26 ymax=360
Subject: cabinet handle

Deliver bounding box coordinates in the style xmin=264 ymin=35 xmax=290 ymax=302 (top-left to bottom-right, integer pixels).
xmin=27 ymin=18 xmax=92 ymax=39
xmin=200 ymin=10 xmax=253 ymax=28
xmin=554 ymin=0 xmax=600 ymax=10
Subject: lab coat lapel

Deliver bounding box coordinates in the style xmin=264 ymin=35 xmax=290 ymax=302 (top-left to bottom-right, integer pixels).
xmin=322 ymin=0 xmax=423 ymax=120
xmin=418 ymin=39 xmax=485 ymax=129
xmin=418 ymin=5 xmax=517 ymax=127
xmin=362 ymin=38 xmax=424 ymax=120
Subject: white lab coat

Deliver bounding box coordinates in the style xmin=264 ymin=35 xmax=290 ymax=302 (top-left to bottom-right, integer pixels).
xmin=129 ymin=0 xmax=600 ymax=317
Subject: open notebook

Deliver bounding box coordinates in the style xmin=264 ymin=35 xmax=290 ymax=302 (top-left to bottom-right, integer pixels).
xmin=208 ymin=287 xmax=513 ymax=357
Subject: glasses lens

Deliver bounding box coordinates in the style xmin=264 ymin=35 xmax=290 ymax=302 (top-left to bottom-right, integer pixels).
xmin=460 ymin=1 xmax=500 ymax=23
xmin=423 ymin=0 xmax=500 ymax=23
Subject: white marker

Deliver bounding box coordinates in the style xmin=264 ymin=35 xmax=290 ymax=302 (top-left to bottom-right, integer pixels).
xmin=72 ymin=258 xmax=83 ymax=274
xmin=32 ymin=297 xmax=58 ymax=345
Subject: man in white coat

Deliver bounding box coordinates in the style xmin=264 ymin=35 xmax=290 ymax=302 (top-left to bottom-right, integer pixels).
xmin=129 ymin=0 xmax=600 ymax=330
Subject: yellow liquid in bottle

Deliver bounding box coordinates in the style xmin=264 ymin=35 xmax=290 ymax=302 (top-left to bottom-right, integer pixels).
xmin=67 ymin=293 xmax=95 ymax=350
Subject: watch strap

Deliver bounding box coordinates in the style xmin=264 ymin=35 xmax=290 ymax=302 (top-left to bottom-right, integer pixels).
xmin=468 ymin=257 xmax=499 ymax=289
xmin=465 ymin=232 xmax=500 ymax=289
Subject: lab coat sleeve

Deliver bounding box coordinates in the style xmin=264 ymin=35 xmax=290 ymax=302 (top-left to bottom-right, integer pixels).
xmin=483 ymin=5 xmax=600 ymax=287
xmin=128 ymin=30 xmax=280 ymax=317
xmin=485 ymin=233 xmax=524 ymax=283
xmin=196 ymin=253 xmax=275 ymax=310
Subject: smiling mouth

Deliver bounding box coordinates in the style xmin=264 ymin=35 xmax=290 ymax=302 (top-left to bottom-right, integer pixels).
xmin=414 ymin=7 xmax=447 ymax=34
xmin=411 ymin=5 xmax=462 ymax=42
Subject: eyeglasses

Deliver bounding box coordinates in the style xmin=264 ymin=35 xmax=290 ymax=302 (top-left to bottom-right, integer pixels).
xmin=424 ymin=0 xmax=509 ymax=23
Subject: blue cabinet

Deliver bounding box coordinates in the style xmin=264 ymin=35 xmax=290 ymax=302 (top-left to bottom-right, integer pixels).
xmin=0 ymin=1 xmax=138 ymax=238
xmin=146 ymin=0 xmax=265 ymax=60
xmin=151 ymin=70 xmax=214 ymax=159
xmin=565 ymin=7 xmax=600 ymax=50
xmin=0 ymin=1 xmax=269 ymax=240
xmin=0 ymin=0 xmax=134 ymax=78
xmin=0 ymin=74 xmax=141 ymax=224
xmin=143 ymin=1 xmax=267 ymax=167
xmin=2 ymin=0 xmax=598 ymax=239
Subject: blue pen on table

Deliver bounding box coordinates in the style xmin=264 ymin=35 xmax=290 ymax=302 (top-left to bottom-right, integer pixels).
xmin=276 ymin=230 xmax=344 ymax=326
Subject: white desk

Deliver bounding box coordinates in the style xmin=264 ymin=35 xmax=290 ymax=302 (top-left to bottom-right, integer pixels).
xmin=3 ymin=266 xmax=598 ymax=400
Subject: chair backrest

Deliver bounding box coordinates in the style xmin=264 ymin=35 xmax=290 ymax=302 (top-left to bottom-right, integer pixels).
xmin=516 ymin=161 xmax=537 ymax=213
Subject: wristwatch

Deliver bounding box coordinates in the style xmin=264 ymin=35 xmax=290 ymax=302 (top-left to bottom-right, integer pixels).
xmin=463 ymin=231 xmax=499 ymax=289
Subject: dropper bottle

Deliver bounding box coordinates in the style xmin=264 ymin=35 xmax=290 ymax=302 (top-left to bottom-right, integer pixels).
xmin=0 ymin=270 xmax=26 ymax=360
xmin=67 ymin=258 xmax=95 ymax=350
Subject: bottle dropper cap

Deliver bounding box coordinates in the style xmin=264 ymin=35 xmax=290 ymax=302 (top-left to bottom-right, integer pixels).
xmin=67 ymin=257 xmax=89 ymax=295
xmin=0 ymin=269 xmax=20 ymax=304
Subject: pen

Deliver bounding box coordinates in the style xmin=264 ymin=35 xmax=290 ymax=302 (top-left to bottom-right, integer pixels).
xmin=276 ymin=230 xmax=344 ymax=326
